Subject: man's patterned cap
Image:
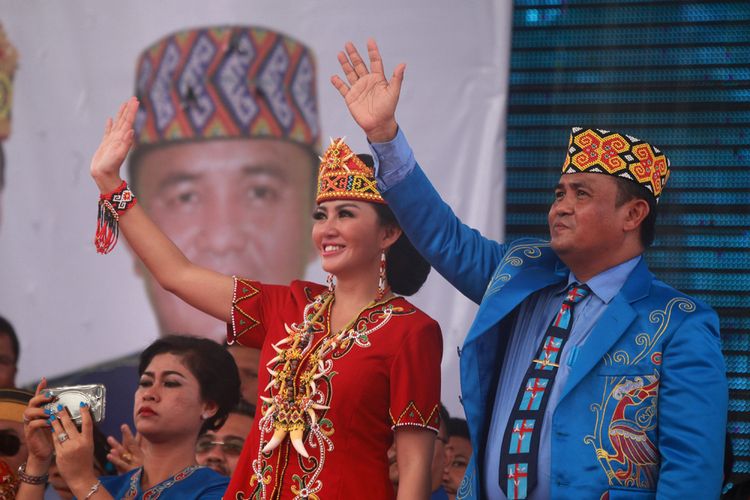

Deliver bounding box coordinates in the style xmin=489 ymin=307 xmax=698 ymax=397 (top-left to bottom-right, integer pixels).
xmin=133 ymin=25 xmax=320 ymax=152
xmin=0 ymin=24 xmax=18 ymax=141
xmin=562 ymin=127 xmax=670 ymax=201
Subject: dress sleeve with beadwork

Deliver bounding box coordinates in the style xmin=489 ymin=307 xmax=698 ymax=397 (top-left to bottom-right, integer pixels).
xmin=389 ymin=313 xmax=443 ymax=433
xmin=226 ymin=276 xmax=297 ymax=349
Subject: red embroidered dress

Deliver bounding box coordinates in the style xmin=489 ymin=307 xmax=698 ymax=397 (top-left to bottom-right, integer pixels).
xmin=225 ymin=278 xmax=442 ymax=500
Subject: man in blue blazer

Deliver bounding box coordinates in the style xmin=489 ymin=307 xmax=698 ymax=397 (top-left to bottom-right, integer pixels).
xmin=331 ymin=40 xmax=728 ymax=499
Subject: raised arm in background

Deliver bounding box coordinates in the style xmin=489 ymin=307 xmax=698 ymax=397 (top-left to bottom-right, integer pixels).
xmin=331 ymin=40 xmax=509 ymax=303
xmin=90 ymin=98 xmax=233 ymax=322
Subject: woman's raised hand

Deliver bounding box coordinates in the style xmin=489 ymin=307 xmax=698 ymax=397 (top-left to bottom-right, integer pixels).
xmin=22 ymin=379 xmax=55 ymax=468
xmin=90 ymin=97 xmax=139 ymax=193
xmin=331 ymin=39 xmax=404 ymax=143
xmin=107 ymin=424 xmax=144 ymax=474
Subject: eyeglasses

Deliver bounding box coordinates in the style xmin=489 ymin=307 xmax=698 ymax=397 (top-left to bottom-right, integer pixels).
xmin=195 ymin=436 xmax=245 ymax=456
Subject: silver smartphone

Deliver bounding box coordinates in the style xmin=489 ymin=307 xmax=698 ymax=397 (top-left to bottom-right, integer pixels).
xmin=42 ymin=384 xmax=106 ymax=424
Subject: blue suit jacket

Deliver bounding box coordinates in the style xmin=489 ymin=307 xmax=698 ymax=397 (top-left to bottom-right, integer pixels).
xmin=382 ymin=165 xmax=727 ymax=499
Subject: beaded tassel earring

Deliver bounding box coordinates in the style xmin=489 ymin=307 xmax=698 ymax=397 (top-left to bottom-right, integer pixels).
xmin=327 ymin=273 xmax=335 ymax=293
xmin=377 ymin=251 xmax=387 ymax=300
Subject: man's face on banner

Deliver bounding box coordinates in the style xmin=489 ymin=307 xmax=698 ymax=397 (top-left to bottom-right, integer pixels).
xmin=133 ymin=138 xmax=315 ymax=341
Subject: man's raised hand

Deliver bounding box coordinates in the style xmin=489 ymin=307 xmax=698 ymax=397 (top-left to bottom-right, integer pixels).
xmin=331 ymin=39 xmax=404 ymax=143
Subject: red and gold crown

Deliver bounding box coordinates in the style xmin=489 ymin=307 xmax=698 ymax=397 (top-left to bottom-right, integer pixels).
xmin=0 ymin=23 xmax=19 ymax=141
xmin=316 ymin=137 xmax=384 ymax=204
xmin=562 ymin=127 xmax=670 ymax=202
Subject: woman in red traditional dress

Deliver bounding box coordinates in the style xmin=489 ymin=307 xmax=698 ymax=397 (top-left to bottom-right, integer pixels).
xmin=88 ymin=98 xmax=443 ymax=499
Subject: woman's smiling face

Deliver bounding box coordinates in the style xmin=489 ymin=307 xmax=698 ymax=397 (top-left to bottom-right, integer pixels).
xmin=312 ymin=200 xmax=396 ymax=280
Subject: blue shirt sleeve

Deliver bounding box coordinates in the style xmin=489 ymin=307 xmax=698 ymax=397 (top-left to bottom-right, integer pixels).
xmin=366 ymin=127 xmax=509 ymax=303
xmin=368 ymin=127 xmax=416 ymax=192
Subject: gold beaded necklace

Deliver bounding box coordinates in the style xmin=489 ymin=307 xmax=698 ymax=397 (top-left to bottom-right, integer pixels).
xmin=259 ymin=290 xmax=385 ymax=458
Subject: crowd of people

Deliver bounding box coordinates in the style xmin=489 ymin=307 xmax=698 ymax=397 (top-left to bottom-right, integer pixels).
xmin=0 ymin=31 xmax=734 ymax=500
xmin=0 ymin=314 xmax=471 ymax=499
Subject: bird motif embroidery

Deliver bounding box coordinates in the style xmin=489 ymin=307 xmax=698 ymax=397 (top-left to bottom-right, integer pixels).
xmin=594 ymin=376 xmax=660 ymax=489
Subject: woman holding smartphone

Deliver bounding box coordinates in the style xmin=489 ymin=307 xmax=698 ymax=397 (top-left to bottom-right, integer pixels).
xmin=17 ymin=335 xmax=239 ymax=499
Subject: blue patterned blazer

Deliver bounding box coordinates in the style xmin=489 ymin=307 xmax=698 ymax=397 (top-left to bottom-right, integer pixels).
xmin=382 ymin=164 xmax=727 ymax=499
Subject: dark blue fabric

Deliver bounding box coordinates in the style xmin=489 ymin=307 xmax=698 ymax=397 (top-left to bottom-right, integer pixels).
xmin=99 ymin=466 xmax=228 ymax=499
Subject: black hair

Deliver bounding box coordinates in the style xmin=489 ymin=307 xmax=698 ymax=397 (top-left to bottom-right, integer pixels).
xmin=0 ymin=315 xmax=19 ymax=363
xmin=438 ymin=403 xmax=450 ymax=425
xmin=446 ymin=417 xmax=470 ymax=440
xmin=198 ymin=398 xmax=256 ymax=440
xmin=613 ymin=177 xmax=657 ymax=248
xmin=138 ymin=335 xmax=240 ymax=434
xmin=231 ymin=398 xmax=256 ymax=419
xmin=374 ymin=203 xmax=432 ymax=296
xmin=92 ymin=424 xmax=116 ymax=476
xmin=438 ymin=403 xmax=450 ymax=434
xmin=356 ymin=154 xmax=431 ymax=296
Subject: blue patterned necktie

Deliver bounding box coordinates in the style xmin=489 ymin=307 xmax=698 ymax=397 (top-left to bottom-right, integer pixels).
xmin=498 ymin=283 xmax=590 ymax=499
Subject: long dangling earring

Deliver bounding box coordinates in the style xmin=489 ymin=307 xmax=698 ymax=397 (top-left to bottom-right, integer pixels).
xmin=327 ymin=273 xmax=335 ymax=293
xmin=377 ymin=250 xmax=387 ymax=300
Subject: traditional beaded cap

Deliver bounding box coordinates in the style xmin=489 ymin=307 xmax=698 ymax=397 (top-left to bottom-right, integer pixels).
xmin=0 ymin=24 xmax=19 ymax=141
xmin=316 ymin=137 xmax=385 ymax=204
xmin=133 ymin=25 xmax=319 ymax=152
xmin=562 ymin=127 xmax=670 ymax=202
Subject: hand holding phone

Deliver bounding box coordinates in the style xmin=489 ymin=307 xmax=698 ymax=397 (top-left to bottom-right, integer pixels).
xmin=42 ymin=384 xmax=106 ymax=424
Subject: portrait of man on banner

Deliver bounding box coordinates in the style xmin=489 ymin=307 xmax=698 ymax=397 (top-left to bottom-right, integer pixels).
xmin=48 ymin=24 xmax=321 ymax=436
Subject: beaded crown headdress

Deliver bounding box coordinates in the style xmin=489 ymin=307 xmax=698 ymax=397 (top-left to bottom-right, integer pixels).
xmin=316 ymin=137 xmax=385 ymax=204
xmin=132 ymin=25 xmax=320 ymax=152
xmin=562 ymin=127 xmax=670 ymax=202
xmin=0 ymin=24 xmax=19 ymax=141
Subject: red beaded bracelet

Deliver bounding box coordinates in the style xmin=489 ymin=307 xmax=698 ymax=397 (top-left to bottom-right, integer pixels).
xmin=94 ymin=180 xmax=137 ymax=254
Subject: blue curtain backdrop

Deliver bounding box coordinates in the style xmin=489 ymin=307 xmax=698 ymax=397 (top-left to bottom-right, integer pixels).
xmin=505 ymin=0 xmax=750 ymax=483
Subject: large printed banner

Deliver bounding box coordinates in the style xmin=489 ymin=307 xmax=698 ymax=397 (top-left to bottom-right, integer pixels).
xmin=0 ymin=0 xmax=510 ymax=418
